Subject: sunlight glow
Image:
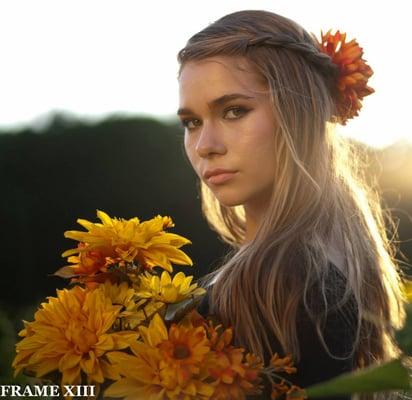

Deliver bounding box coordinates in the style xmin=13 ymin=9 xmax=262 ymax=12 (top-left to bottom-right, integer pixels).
xmin=0 ymin=0 xmax=410 ymax=148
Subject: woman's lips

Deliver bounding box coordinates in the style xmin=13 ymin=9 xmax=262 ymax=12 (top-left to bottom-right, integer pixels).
xmin=207 ymin=171 xmax=237 ymax=185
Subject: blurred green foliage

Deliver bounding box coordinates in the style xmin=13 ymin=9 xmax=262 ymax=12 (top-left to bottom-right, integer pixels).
xmin=0 ymin=114 xmax=229 ymax=314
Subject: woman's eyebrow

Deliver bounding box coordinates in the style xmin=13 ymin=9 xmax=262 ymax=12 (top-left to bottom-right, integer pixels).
xmin=177 ymin=93 xmax=255 ymax=116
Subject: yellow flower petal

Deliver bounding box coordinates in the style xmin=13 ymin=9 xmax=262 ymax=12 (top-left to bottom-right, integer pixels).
xmin=12 ymin=285 xmax=136 ymax=386
xmin=58 ymin=351 xmax=82 ymax=371
xmin=139 ymin=314 xmax=168 ymax=347
xmin=60 ymin=211 xmax=193 ymax=276
xmin=104 ymin=378 xmax=148 ymax=399
xmin=96 ymin=210 xmax=114 ymax=226
xmin=62 ymin=365 xmax=81 ymax=385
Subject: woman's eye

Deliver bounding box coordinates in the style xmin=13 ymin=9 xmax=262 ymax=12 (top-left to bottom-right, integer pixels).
xmin=180 ymin=119 xmax=200 ymax=130
xmin=180 ymin=107 xmax=250 ymax=131
xmin=224 ymin=107 xmax=249 ymax=119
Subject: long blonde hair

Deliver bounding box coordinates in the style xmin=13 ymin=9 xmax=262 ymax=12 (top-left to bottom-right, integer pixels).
xmin=177 ymin=10 xmax=406 ymax=398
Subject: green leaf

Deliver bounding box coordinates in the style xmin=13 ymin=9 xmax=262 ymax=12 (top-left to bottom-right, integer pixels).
xmin=305 ymin=359 xmax=410 ymax=398
xmin=164 ymin=295 xmax=202 ymax=322
xmin=52 ymin=266 xmax=77 ymax=278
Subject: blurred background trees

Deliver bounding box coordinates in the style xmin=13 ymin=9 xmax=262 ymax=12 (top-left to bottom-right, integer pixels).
xmin=0 ymin=114 xmax=232 ymax=313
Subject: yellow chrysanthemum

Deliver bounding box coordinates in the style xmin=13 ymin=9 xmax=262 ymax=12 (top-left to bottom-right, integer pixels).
xmin=100 ymin=280 xmax=137 ymax=309
xmin=12 ymin=285 xmax=138 ymax=389
xmin=62 ymin=210 xmax=193 ymax=274
xmin=101 ymin=280 xmax=165 ymax=330
xmin=135 ymin=270 xmax=206 ymax=303
xmin=139 ymin=313 xmax=210 ymax=386
xmin=105 ymin=313 xmax=214 ymax=400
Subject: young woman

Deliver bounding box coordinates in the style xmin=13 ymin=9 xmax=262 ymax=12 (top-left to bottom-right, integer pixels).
xmin=176 ymin=10 xmax=405 ymax=400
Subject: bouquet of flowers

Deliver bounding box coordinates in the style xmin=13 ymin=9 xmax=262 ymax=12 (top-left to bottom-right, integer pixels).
xmin=12 ymin=210 xmax=305 ymax=400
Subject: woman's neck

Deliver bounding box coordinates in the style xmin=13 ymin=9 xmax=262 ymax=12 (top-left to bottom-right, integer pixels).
xmin=243 ymin=203 xmax=265 ymax=245
xmin=243 ymin=190 xmax=272 ymax=245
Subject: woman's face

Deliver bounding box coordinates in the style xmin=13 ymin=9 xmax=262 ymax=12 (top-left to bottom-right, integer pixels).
xmin=178 ymin=56 xmax=278 ymax=211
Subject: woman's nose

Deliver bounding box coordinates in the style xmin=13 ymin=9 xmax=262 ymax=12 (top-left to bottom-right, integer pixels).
xmin=195 ymin=122 xmax=226 ymax=158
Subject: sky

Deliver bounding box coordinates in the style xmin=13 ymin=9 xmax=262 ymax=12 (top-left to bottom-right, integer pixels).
xmin=0 ymin=0 xmax=410 ymax=148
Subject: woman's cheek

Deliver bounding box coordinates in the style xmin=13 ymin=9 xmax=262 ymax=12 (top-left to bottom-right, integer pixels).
xmin=184 ymin=139 xmax=197 ymax=169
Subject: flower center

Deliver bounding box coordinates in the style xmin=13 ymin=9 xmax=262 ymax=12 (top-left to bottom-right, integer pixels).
xmin=173 ymin=344 xmax=191 ymax=359
xmin=70 ymin=325 xmax=98 ymax=353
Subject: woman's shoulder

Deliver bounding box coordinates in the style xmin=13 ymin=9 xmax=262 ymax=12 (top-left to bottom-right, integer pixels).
xmin=196 ymin=260 xmax=358 ymax=399
xmin=291 ymin=261 xmax=357 ymax=392
xmin=305 ymin=261 xmax=358 ymax=338
xmin=197 ymin=261 xmax=354 ymax=318
xmin=297 ymin=260 xmax=358 ymax=351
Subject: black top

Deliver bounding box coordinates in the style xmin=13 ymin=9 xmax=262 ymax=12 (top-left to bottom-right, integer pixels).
xmin=197 ymin=263 xmax=357 ymax=400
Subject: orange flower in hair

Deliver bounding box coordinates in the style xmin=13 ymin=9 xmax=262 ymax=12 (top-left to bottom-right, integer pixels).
xmin=318 ymin=30 xmax=374 ymax=125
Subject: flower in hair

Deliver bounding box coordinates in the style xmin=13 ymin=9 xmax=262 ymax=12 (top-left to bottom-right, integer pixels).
xmin=318 ymin=30 xmax=374 ymax=125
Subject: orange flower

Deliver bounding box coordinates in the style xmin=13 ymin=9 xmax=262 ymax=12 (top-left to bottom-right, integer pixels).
xmin=204 ymin=322 xmax=264 ymax=399
xmin=156 ymin=321 xmax=211 ymax=384
xmin=105 ymin=313 xmax=214 ymax=399
xmin=319 ymin=30 xmax=374 ymax=125
xmin=268 ymin=353 xmax=305 ymax=399
xmin=271 ymin=379 xmax=290 ymax=399
xmin=67 ymin=245 xmax=114 ymax=278
xmin=61 ymin=210 xmax=193 ymax=274
xmin=54 ymin=243 xmax=124 ymax=288
xmin=271 ymin=380 xmax=306 ymax=400
xmin=270 ymin=353 xmax=297 ymax=374
xmin=286 ymin=385 xmax=307 ymax=399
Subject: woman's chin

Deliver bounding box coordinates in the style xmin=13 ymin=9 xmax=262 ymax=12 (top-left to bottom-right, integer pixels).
xmin=213 ymin=194 xmax=244 ymax=208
